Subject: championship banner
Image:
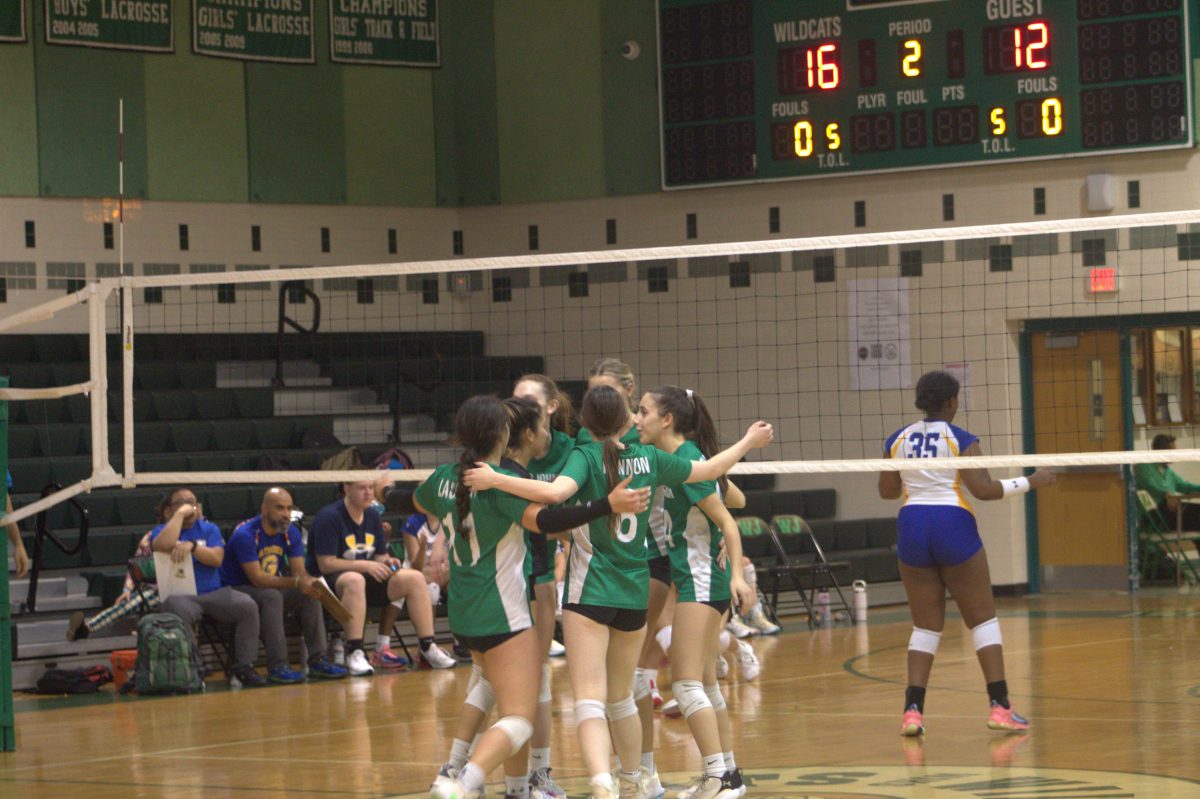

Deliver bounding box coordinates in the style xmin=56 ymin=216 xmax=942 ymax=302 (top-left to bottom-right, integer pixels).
xmin=329 ymin=0 xmax=438 ymax=67
xmin=193 ymin=0 xmax=314 ymax=64
xmin=1 ymin=0 xmax=26 ymax=43
xmin=45 ymin=0 xmax=173 ymax=52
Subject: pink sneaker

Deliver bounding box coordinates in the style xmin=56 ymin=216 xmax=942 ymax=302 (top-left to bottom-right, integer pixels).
xmin=899 ymin=707 xmax=924 ymax=736
xmin=371 ymin=647 xmax=408 ymax=670
xmin=987 ymin=702 xmax=1030 ymax=733
xmin=649 ymin=678 xmax=663 ymax=709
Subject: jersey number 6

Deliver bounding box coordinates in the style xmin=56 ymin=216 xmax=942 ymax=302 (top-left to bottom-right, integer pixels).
xmin=616 ymin=512 xmax=639 ymax=543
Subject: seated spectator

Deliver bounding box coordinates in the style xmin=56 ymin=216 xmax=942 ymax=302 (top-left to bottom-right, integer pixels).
xmin=5 ymin=470 xmax=30 ymax=579
xmin=220 ymin=487 xmax=348 ymax=683
xmin=398 ymin=512 xmax=449 ymax=593
xmin=306 ymin=481 xmax=456 ymax=675
xmin=67 ymin=530 xmax=158 ymax=640
xmin=151 ymin=487 xmax=266 ymax=688
xmin=1134 ymin=434 xmax=1200 ymax=528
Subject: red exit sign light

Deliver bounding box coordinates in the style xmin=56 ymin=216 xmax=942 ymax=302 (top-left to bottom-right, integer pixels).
xmin=1088 ymin=267 xmax=1117 ymax=293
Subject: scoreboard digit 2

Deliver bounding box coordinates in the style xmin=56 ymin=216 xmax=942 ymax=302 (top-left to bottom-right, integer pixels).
xmin=658 ymin=0 xmax=1196 ymax=188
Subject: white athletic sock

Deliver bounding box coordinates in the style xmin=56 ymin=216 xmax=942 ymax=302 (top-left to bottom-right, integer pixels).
xmin=460 ymin=763 xmax=486 ymax=793
xmin=723 ymin=751 xmax=736 ymax=771
xmin=449 ymin=738 xmax=472 ymax=770
xmin=376 ymin=634 xmax=391 ymax=651
xmin=591 ymin=772 xmax=615 ymax=790
xmin=645 ymin=667 xmax=658 ymax=686
xmin=703 ymin=753 xmax=725 ymax=778
xmin=506 ymin=775 xmax=530 ymax=799
xmin=530 ymin=747 xmax=550 ymax=772
xmin=641 ymin=751 xmax=654 ymax=773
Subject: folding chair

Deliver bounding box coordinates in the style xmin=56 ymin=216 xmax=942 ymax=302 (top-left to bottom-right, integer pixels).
xmin=768 ymin=515 xmax=852 ymax=628
xmin=1134 ymin=489 xmax=1200 ymax=585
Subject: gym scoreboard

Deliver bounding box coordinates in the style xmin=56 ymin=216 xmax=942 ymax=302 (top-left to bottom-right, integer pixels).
xmin=657 ymin=0 xmax=1196 ymax=188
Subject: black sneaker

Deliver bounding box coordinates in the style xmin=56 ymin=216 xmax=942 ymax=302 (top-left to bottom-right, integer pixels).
xmin=66 ymin=611 xmax=89 ymax=641
xmin=451 ymin=639 xmax=471 ymax=663
xmin=231 ymin=665 xmax=267 ymax=688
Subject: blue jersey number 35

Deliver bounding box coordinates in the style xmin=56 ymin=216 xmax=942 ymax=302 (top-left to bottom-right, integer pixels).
xmin=907 ymin=431 xmax=941 ymax=458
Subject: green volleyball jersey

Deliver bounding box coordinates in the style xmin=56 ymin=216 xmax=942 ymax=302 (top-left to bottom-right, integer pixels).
xmin=415 ymin=463 xmax=533 ymax=638
xmin=558 ymin=441 xmax=692 ymax=609
xmin=576 ymin=426 xmax=640 ymax=447
xmin=529 ymin=428 xmax=575 ymax=482
xmin=652 ymin=441 xmax=731 ymax=603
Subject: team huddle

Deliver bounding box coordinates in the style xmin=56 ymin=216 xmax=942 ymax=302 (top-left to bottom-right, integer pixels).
xmin=379 ymin=359 xmax=773 ymax=799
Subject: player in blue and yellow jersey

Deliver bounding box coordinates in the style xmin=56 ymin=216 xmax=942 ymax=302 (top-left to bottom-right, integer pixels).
xmin=463 ymin=386 xmax=773 ymax=799
xmin=880 ymin=370 xmax=1054 ymax=738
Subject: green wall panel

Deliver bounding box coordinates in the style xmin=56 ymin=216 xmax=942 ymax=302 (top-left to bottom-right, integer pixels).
xmin=599 ymin=0 xmax=660 ymax=196
xmin=432 ymin=1 xmax=500 ymax=207
xmin=343 ymin=68 xmax=436 ymax=206
xmin=0 ymin=2 xmax=38 ymax=197
xmin=494 ymin=1 xmax=605 ymax=204
xmin=145 ymin=10 xmax=247 ymax=202
xmin=246 ymin=3 xmax=346 ymax=204
xmin=34 ymin=12 xmax=148 ymax=199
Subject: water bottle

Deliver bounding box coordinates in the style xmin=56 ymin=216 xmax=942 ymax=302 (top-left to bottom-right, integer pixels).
xmin=853 ymin=579 xmax=869 ymax=624
xmin=815 ymin=590 xmax=831 ymax=626
xmin=332 ymin=635 xmax=345 ymax=666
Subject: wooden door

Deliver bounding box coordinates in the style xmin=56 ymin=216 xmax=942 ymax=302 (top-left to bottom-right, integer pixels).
xmin=1032 ymin=329 xmax=1127 ymax=590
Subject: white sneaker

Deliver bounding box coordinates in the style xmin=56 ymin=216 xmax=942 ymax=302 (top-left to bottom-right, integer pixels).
xmin=678 ymin=774 xmax=737 ymax=799
xmin=548 ymin=638 xmax=566 ymax=657
xmin=590 ymin=778 xmax=617 ymax=799
xmin=347 ymin=648 xmax=375 ymax=676
xmin=422 ymin=643 xmax=458 ymax=669
xmin=661 ymin=699 xmax=681 ymax=718
xmin=725 ymin=616 xmax=755 ymax=639
xmin=745 ymin=604 xmax=781 ymax=635
xmin=618 ymin=769 xmax=648 ymax=799
xmin=715 ymin=655 xmax=729 ymax=680
xmin=430 ymin=775 xmax=480 ymax=799
xmin=734 ymin=640 xmax=759 ymax=681
xmin=645 ymin=770 xmax=665 ymax=799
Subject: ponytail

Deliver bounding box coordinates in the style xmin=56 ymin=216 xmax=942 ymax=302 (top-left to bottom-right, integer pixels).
xmin=648 ymin=386 xmax=727 ymax=493
xmin=452 ymin=395 xmax=511 ymax=541
xmin=455 ymin=448 xmax=478 ymax=539
xmin=579 ymin=385 xmax=630 ymax=536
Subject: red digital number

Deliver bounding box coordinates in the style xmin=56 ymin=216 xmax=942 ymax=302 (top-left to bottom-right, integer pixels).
xmin=1013 ymin=22 xmax=1049 ymax=70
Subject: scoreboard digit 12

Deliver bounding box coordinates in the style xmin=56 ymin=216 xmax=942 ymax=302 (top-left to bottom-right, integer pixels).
xmin=658 ymin=0 xmax=1196 ymax=189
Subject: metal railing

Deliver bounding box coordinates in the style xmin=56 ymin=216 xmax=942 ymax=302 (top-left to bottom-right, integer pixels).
xmin=22 ymin=484 xmax=90 ymax=614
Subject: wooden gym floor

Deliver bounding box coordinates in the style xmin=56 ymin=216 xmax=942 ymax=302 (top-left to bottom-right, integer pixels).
xmin=2 ymin=590 xmax=1198 ymax=798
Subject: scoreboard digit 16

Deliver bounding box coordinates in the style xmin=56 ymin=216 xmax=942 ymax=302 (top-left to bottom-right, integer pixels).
xmin=658 ymin=0 xmax=1196 ymax=189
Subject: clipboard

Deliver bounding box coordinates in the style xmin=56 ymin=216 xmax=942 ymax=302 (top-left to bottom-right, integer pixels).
xmin=153 ymin=552 xmax=197 ymax=599
xmin=314 ymin=577 xmax=352 ymax=625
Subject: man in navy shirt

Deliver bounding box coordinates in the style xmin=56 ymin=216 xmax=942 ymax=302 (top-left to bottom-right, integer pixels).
xmin=307 ymin=481 xmax=455 ymax=675
xmin=152 ymin=487 xmax=265 ymax=687
xmin=221 ymin=487 xmax=347 ymax=683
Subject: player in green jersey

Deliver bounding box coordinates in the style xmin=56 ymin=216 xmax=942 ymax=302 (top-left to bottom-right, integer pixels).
xmin=583 ymin=358 xmax=671 ymax=797
xmin=380 ymin=396 xmax=649 ymax=799
xmin=636 ymin=386 xmax=756 ymax=799
xmin=463 ymin=386 xmax=773 ymax=799
xmin=513 ymin=375 xmax=577 ymax=799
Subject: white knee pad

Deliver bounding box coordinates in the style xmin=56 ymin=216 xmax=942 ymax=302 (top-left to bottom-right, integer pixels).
xmin=671 ymin=679 xmax=711 ymax=718
xmin=465 ymin=674 xmax=495 ymax=713
xmin=972 ymin=618 xmax=1002 ymax=651
xmin=703 ymin=683 xmax=726 ymax=712
xmin=575 ymin=699 xmax=607 ymax=724
xmin=427 ymin=582 xmax=441 ymax=606
xmin=390 ymin=597 xmax=406 ymax=610
xmin=655 ymin=625 xmax=672 ymax=653
xmin=492 ymin=715 xmax=533 ymax=756
xmin=539 ymin=663 xmax=552 ymax=704
xmin=606 ymin=694 xmax=638 ymax=721
xmin=908 ymin=627 xmax=942 ymax=656
xmin=632 ymin=667 xmax=651 ymax=701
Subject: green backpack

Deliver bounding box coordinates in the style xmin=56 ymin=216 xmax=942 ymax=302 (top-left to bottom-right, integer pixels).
xmin=132 ymin=613 xmax=207 ymax=695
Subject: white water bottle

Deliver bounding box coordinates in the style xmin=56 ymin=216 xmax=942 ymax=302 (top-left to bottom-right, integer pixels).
xmin=853 ymin=580 xmax=868 ymax=624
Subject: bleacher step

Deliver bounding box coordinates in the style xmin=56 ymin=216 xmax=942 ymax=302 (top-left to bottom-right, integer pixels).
xmin=274 ymin=387 xmax=385 ymax=415
xmin=217 ymin=360 xmax=324 ymax=388
xmin=13 ymin=594 xmax=101 ymax=621
xmin=10 ymin=575 xmax=89 ymax=599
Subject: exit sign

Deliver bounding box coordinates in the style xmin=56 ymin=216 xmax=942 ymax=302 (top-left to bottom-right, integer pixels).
xmin=1088 ymin=267 xmax=1117 ymax=293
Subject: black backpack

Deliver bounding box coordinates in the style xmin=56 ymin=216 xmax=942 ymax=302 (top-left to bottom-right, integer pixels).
xmin=35 ymin=665 xmax=112 ymax=694
xmin=301 ymin=427 xmax=342 ymax=449
xmin=131 ymin=613 xmax=207 ymax=695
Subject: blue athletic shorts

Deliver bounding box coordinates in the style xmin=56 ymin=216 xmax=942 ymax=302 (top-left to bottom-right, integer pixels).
xmin=896 ymin=505 xmax=982 ymax=568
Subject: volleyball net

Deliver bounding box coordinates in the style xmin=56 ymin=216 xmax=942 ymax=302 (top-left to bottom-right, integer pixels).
xmin=4 ymin=209 xmax=1200 ymax=568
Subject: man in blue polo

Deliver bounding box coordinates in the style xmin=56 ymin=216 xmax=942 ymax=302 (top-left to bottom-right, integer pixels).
xmin=221 ymin=487 xmax=347 ymax=682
